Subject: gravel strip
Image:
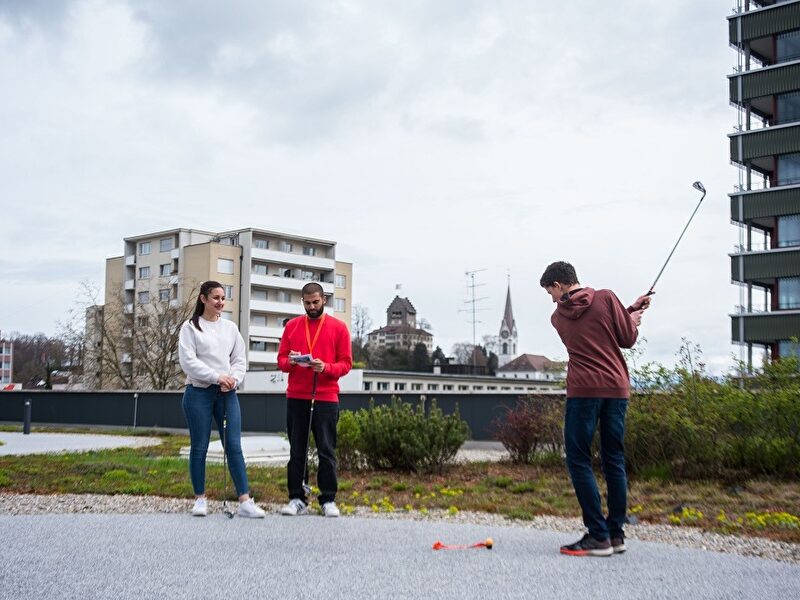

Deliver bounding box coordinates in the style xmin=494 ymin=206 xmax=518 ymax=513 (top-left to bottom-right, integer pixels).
xmin=2 ymin=492 xmax=797 ymax=564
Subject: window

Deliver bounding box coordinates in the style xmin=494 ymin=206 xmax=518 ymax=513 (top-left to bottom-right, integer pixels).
xmin=254 ymin=239 xmax=269 ymax=250
xmin=376 ymin=381 xmax=389 ymax=391
xmin=777 ymin=92 xmax=800 ymax=125
xmin=302 ymin=270 xmax=315 ymax=281
xmin=138 ymin=291 xmax=150 ymax=304
xmin=778 ymin=277 xmax=800 ymax=310
xmin=777 ymin=30 xmax=800 ymax=63
xmin=252 ymin=263 xmax=268 ymax=275
xmin=223 ymin=285 xmax=234 ymax=300
xmin=138 ymin=241 xmax=151 ymax=255
xmin=159 ymin=264 xmax=171 ymax=277
xmin=363 ymin=382 xmax=372 ymax=391
xmin=335 ymin=274 xmax=346 ymax=288
xmin=778 ymin=340 xmax=800 ymax=362
xmin=443 ymin=384 xmax=454 ymax=391
xmin=159 ymin=289 xmax=170 ymax=302
xmin=136 ymin=316 xmax=149 ymax=327
xmin=221 ymin=311 xmax=233 ymax=321
xmin=250 ymin=341 xmax=266 ymax=351
xmin=283 ymin=268 xmax=295 ymax=278
xmin=394 ymin=383 xmax=406 ymax=391
xmin=334 ymin=298 xmax=346 ymax=312
xmin=303 ymin=246 xmax=315 ymax=256
xmin=277 ymin=291 xmax=292 ymax=302
xmin=458 ymin=385 xmax=468 ymax=391
xmin=282 ymin=317 xmax=292 ymax=326
xmin=411 ymin=383 xmax=422 ymax=391
xmin=159 ymin=238 xmax=173 ymax=252
xmin=217 ymin=258 xmax=234 ymax=274
xmin=280 ymin=241 xmax=293 ymax=252
xmin=778 ymin=215 xmax=800 ymax=248
xmin=251 ymin=314 xmax=267 ymax=326
xmin=252 ymin=290 xmax=267 ymax=302
xmin=778 ymin=153 xmax=800 ymax=186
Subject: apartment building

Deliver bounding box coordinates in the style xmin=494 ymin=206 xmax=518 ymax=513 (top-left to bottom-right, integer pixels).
xmin=0 ymin=334 xmax=13 ymax=386
xmin=86 ymin=227 xmax=352 ymax=389
xmin=728 ymin=0 xmax=800 ymax=366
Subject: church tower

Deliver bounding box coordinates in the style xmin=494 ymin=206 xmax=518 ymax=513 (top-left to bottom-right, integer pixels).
xmin=497 ymin=280 xmax=518 ymax=367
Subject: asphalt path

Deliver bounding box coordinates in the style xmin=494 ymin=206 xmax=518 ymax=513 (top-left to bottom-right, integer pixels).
xmin=2 ymin=513 xmax=798 ymax=599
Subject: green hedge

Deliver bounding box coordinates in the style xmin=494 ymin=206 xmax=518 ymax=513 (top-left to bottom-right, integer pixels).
xmin=337 ymin=397 xmax=470 ymax=474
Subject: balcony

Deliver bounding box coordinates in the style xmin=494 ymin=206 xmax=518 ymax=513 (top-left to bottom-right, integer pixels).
xmin=730 ymin=246 xmax=800 ymax=284
xmin=250 ymin=274 xmax=334 ymax=294
xmin=248 ymin=325 xmax=285 ymax=341
xmin=248 ymin=350 xmax=278 ymax=365
xmin=729 ymin=1 xmax=800 ymax=51
xmin=124 ymin=279 xmax=135 ymax=291
xmin=170 ymin=248 xmax=180 ymax=260
xmin=729 ymin=122 xmax=800 ymax=169
xmin=125 ymin=255 xmax=135 ymax=266
xmin=730 ymin=183 xmax=800 ymax=224
xmin=729 ymin=60 xmax=800 ymax=109
xmin=123 ymin=303 xmax=134 ymax=314
xmin=731 ymin=310 xmax=800 ymax=343
xmin=251 ymin=247 xmax=334 ymax=271
xmin=121 ymin=353 xmax=132 ymax=364
xmin=250 ymin=299 xmax=305 ymax=315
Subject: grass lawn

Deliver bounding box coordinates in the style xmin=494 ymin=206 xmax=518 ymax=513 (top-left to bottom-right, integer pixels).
xmin=0 ymin=427 xmax=798 ymax=543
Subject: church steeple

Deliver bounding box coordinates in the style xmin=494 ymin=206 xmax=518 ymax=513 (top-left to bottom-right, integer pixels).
xmin=497 ymin=276 xmax=518 ymax=367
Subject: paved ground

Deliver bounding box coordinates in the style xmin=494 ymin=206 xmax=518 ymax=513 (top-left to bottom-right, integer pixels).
xmin=2 ymin=512 xmax=798 ymax=599
xmin=0 ymin=432 xmax=161 ymax=455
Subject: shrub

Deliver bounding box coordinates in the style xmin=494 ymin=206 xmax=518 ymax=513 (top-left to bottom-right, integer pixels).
xmin=357 ymin=397 xmax=470 ymax=474
xmin=336 ymin=410 xmax=365 ymax=471
xmin=491 ymin=396 xmax=563 ymax=464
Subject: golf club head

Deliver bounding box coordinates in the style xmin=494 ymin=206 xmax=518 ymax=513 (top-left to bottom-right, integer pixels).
xmin=302 ymin=482 xmax=312 ymax=496
xmin=692 ymin=181 xmax=706 ymax=194
xmin=224 ymin=509 xmax=234 ymax=519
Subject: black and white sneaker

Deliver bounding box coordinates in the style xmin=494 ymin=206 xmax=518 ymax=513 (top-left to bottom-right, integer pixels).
xmin=611 ymin=536 xmax=626 ymax=554
xmin=280 ymin=498 xmax=308 ymax=516
xmin=559 ymin=534 xmax=613 ymax=557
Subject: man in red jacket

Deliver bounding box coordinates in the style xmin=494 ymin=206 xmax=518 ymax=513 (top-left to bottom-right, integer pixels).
xmin=540 ymin=261 xmax=650 ymax=557
xmin=277 ymin=282 xmax=352 ymax=517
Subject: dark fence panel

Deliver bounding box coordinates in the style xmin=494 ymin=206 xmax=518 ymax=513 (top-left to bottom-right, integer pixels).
xmin=0 ymin=391 xmax=558 ymax=440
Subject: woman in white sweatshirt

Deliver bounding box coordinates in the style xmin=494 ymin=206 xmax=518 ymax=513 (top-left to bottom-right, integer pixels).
xmin=178 ymin=280 xmax=265 ymax=518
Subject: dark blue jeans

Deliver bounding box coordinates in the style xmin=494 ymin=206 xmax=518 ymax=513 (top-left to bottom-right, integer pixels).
xmin=564 ymin=398 xmax=628 ymax=541
xmin=181 ymin=384 xmax=249 ymax=497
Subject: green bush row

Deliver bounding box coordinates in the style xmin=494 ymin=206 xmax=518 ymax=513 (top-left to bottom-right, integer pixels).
xmin=337 ymin=397 xmax=471 ymax=474
xmin=491 ymin=350 xmax=800 ymax=479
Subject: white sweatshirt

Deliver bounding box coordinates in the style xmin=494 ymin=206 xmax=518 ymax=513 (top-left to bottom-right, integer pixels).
xmin=178 ymin=317 xmax=246 ymax=389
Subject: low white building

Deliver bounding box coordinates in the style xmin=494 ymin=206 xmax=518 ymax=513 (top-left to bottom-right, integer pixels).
xmin=496 ymin=354 xmax=566 ymax=382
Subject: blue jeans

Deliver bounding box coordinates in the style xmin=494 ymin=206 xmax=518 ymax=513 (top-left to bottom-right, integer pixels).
xmin=564 ymin=398 xmax=628 ymax=541
xmin=181 ymin=385 xmax=249 ymax=497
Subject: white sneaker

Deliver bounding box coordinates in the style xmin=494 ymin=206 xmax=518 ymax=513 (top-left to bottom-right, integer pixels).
xmin=238 ymin=498 xmax=266 ymax=519
xmin=322 ymin=502 xmax=340 ymax=518
xmin=280 ymin=498 xmax=308 ymax=516
xmin=191 ymin=497 xmax=207 ymax=517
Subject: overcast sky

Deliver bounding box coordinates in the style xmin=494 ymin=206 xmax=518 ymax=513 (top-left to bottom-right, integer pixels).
xmin=0 ymin=0 xmax=743 ymax=372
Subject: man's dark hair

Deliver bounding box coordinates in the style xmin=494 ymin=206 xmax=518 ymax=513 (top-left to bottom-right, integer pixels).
xmin=539 ymin=262 xmax=579 ymax=288
xmin=301 ymin=282 xmax=324 ymax=297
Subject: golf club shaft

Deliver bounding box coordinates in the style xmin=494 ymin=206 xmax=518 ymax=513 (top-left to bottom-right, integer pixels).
xmin=647 ymin=187 xmax=707 ymax=295
xmin=301 ymin=372 xmax=318 ymax=495
xmin=222 ymin=414 xmax=230 ymax=514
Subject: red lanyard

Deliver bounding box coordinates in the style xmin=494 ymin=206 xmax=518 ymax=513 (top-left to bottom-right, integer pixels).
xmin=304 ymin=314 xmax=326 ymax=354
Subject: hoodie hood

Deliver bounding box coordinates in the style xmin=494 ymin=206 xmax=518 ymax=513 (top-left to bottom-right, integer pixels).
xmin=556 ymin=287 xmax=595 ymax=320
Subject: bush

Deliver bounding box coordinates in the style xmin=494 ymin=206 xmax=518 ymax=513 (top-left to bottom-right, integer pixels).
xmin=355 ymin=397 xmax=470 ymax=474
xmin=491 ymin=396 xmax=564 ymax=464
xmin=336 ymin=410 xmax=365 ymax=471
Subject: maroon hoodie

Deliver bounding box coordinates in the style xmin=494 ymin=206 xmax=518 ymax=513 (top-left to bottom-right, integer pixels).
xmin=550 ymin=287 xmax=638 ymax=398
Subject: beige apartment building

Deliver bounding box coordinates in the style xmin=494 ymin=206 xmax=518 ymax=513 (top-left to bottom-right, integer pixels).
xmin=85 ymin=227 xmax=352 ymax=390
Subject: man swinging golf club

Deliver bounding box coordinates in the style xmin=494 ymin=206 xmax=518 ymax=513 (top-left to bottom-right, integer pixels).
xmin=540 ymin=262 xmax=650 ymax=556
xmin=278 ymin=282 xmax=352 ymax=517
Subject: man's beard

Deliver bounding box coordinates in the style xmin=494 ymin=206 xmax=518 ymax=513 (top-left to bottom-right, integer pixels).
xmin=306 ymin=307 xmax=324 ymax=318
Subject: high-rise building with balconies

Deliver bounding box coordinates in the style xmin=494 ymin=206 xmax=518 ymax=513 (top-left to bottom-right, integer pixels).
xmin=85 ymin=227 xmax=352 ymax=389
xmin=728 ymin=0 xmax=800 ymax=367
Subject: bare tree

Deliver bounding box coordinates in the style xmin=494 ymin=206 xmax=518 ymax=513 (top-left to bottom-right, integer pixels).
xmin=80 ymin=281 xmax=196 ymax=390
xmin=351 ymin=304 xmax=373 ymax=346
xmin=451 ymin=342 xmax=476 ymax=365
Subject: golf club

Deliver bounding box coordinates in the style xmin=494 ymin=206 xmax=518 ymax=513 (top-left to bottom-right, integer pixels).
xmin=221 ymin=414 xmax=234 ymax=519
xmin=646 ymin=181 xmax=707 ymax=296
xmin=301 ymin=372 xmax=318 ymax=498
